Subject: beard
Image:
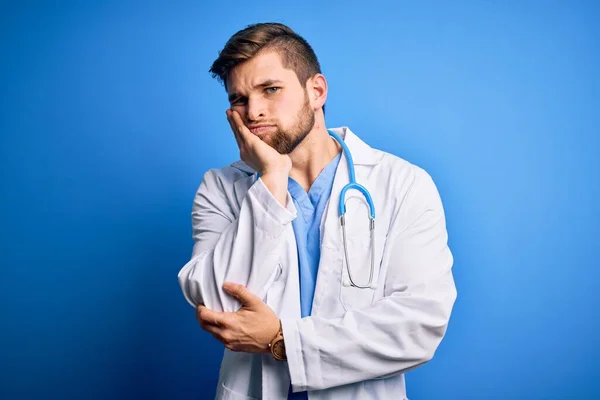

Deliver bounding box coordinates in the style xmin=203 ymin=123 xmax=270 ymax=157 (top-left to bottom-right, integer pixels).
xmin=267 ymin=94 xmax=315 ymax=155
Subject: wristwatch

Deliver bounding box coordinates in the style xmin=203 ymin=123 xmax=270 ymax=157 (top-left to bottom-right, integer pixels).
xmin=269 ymin=320 xmax=287 ymax=361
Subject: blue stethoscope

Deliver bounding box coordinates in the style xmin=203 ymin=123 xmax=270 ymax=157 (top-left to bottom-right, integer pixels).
xmin=327 ymin=130 xmax=377 ymax=290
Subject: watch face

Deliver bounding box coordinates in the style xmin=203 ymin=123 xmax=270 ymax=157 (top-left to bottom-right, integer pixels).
xmin=272 ymin=340 xmax=286 ymax=360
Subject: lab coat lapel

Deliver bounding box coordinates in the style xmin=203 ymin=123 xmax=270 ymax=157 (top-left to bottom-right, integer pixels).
xmin=320 ymin=154 xmax=347 ymax=252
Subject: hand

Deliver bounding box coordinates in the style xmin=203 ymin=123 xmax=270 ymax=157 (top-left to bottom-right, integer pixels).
xmin=226 ymin=109 xmax=292 ymax=176
xmin=196 ymin=282 xmax=281 ymax=353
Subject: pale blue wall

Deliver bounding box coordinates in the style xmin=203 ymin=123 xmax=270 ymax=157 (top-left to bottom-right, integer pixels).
xmin=1 ymin=1 xmax=598 ymax=398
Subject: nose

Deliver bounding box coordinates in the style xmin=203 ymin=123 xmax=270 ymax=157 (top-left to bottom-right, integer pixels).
xmin=246 ymin=97 xmax=266 ymax=121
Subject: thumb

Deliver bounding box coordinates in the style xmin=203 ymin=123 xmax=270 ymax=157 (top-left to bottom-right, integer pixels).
xmin=223 ymin=282 xmax=259 ymax=306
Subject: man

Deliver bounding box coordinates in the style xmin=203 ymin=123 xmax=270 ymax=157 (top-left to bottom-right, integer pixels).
xmin=178 ymin=22 xmax=457 ymax=400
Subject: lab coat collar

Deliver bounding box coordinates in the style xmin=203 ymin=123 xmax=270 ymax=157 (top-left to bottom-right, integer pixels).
xmin=230 ymin=126 xmax=378 ymax=173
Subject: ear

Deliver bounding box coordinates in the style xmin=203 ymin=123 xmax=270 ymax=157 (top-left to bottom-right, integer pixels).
xmin=306 ymin=73 xmax=327 ymax=111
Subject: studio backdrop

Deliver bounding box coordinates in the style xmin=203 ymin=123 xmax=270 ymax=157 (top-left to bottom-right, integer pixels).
xmin=1 ymin=1 xmax=598 ymax=399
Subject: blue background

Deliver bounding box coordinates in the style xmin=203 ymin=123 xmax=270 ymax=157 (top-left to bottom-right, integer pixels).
xmin=1 ymin=1 xmax=598 ymax=399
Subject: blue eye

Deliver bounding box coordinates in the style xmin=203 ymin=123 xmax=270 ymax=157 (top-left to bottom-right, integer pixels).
xmin=265 ymin=87 xmax=280 ymax=94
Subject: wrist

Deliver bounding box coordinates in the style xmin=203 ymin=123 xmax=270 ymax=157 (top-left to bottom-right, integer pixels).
xmin=264 ymin=318 xmax=280 ymax=354
xmin=259 ymin=172 xmax=289 ymax=207
xmin=261 ymin=167 xmax=290 ymax=179
xmin=262 ymin=156 xmax=292 ymax=176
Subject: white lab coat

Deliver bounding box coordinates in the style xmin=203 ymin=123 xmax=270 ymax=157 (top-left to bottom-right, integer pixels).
xmin=178 ymin=127 xmax=457 ymax=400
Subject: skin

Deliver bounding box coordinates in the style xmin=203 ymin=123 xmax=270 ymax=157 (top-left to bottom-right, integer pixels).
xmin=197 ymin=50 xmax=341 ymax=354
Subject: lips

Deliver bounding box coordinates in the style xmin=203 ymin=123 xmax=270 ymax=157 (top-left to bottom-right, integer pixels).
xmin=248 ymin=125 xmax=276 ymax=135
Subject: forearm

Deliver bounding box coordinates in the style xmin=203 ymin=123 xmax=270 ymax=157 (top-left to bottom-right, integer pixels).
xmin=178 ymin=177 xmax=296 ymax=312
xmin=282 ymin=271 xmax=457 ymax=391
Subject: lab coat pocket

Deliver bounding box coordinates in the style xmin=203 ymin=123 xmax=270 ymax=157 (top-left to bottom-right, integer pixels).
xmin=339 ymin=233 xmax=386 ymax=311
xmin=217 ymin=382 xmax=259 ymax=400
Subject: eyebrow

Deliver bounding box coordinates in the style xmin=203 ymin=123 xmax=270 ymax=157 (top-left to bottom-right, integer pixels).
xmin=228 ymin=79 xmax=284 ymax=103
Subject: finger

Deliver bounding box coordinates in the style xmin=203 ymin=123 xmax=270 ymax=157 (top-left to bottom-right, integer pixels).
xmin=197 ymin=305 xmax=228 ymax=327
xmin=229 ymin=110 xmax=255 ymax=144
xmin=196 ymin=317 xmax=232 ymax=348
xmin=198 ymin=316 xmax=217 ymax=328
xmin=223 ymin=282 xmax=260 ymax=307
xmin=226 ymin=110 xmax=242 ymax=146
xmin=196 ymin=304 xmax=205 ymax=322
xmin=204 ymin=324 xmax=228 ymax=346
xmin=196 ymin=305 xmax=217 ymax=328
xmin=200 ymin=317 xmax=223 ymax=334
xmin=226 ymin=109 xmax=243 ymax=149
xmin=226 ymin=109 xmax=245 ymax=153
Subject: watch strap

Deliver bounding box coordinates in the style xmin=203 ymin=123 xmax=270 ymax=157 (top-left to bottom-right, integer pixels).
xmin=269 ymin=320 xmax=286 ymax=361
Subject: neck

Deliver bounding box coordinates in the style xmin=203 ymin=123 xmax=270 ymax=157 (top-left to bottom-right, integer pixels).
xmin=288 ymin=119 xmax=341 ymax=192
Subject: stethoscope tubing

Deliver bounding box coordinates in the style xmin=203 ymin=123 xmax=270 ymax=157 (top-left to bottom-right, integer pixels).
xmin=328 ymin=129 xmax=377 ymax=290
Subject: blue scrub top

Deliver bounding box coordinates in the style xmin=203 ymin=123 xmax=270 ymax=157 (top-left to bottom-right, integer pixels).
xmin=287 ymin=152 xmax=341 ymax=399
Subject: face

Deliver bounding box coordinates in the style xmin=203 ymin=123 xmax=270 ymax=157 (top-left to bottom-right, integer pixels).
xmin=226 ymin=51 xmax=316 ymax=154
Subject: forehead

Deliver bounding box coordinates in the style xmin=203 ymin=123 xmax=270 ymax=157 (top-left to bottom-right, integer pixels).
xmin=227 ymin=51 xmax=298 ymax=93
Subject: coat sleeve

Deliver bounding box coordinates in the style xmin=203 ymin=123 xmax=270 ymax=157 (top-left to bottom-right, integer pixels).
xmin=282 ymin=169 xmax=457 ymax=392
xmin=177 ymin=169 xmax=297 ymax=312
